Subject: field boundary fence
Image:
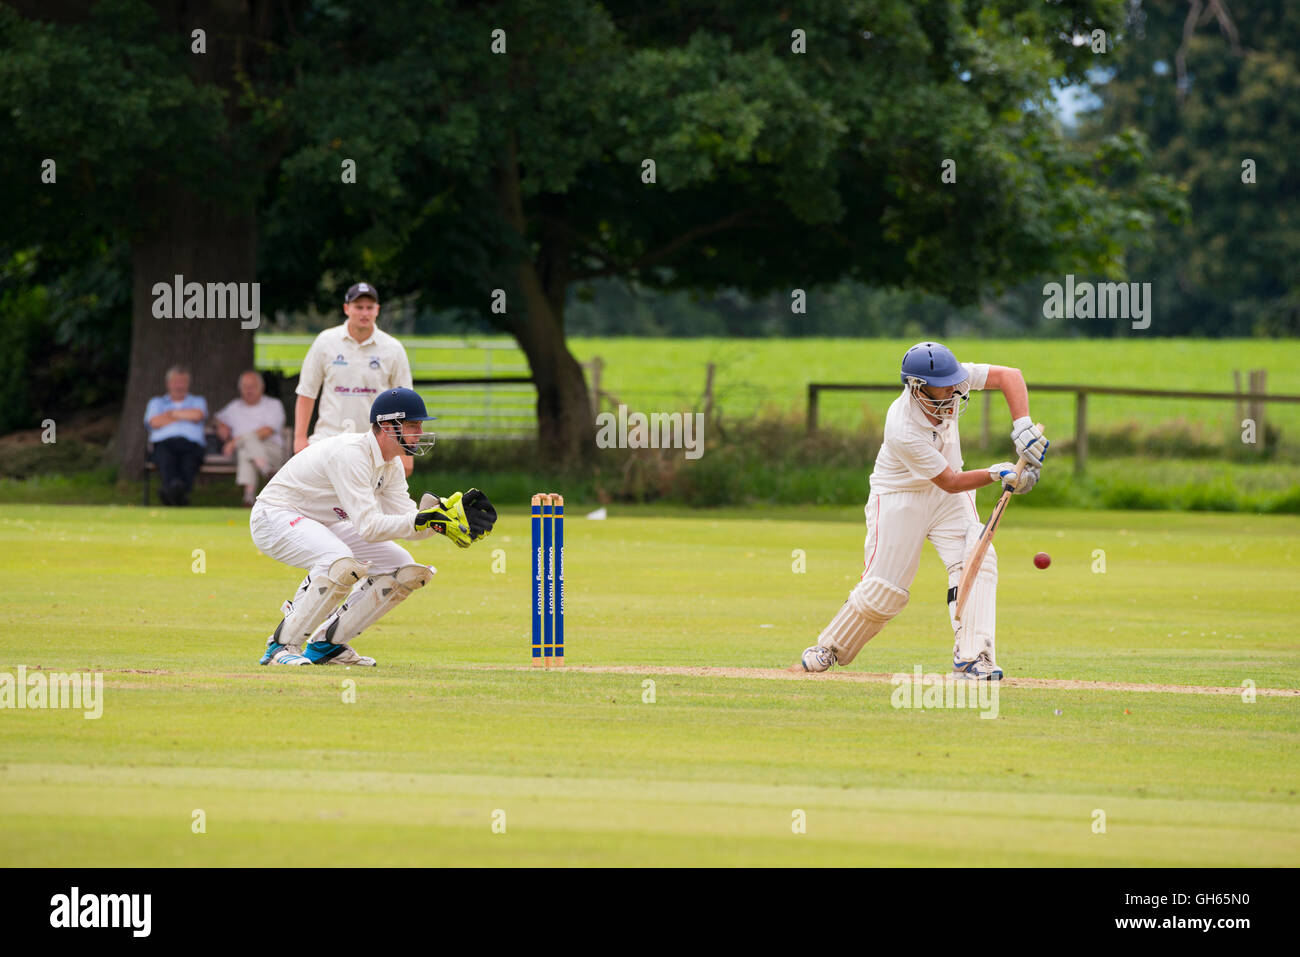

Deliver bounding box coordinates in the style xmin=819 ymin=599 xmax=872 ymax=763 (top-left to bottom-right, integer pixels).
xmin=259 ymin=336 xmax=596 ymax=440
xmin=806 ymin=382 xmax=1300 ymax=474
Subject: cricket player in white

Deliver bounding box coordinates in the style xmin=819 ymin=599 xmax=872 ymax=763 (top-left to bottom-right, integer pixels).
xmin=800 ymin=342 xmax=1049 ymax=680
xmin=251 ymin=387 xmax=497 ymax=666
xmin=294 ymin=282 xmax=417 ymax=477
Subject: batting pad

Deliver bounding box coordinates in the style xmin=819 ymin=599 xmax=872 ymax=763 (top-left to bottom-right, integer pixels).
xmin=312 ymin=563 xmax=434 ymax=646
xmin=818 ymin=576 xmax=910 ymax=665
xmin=947 ymin=526 xmax=997 ymax=663
xmin=275 ymin=556 xmax=372 ymax=649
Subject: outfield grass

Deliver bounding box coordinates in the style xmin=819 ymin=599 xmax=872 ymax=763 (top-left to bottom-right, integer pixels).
xmin=258 ymin=335 xmax=1300 ymax=443
xmin=3 ymin=504 xmax=1298 ymax=865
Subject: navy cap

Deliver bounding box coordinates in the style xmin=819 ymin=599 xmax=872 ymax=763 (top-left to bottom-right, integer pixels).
xmin=344 ymin=281 xmax=379 ymax=303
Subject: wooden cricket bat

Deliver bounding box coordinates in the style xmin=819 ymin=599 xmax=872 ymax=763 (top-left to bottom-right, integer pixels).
xmin=953 ymin=424 xmax=1044 ymax=621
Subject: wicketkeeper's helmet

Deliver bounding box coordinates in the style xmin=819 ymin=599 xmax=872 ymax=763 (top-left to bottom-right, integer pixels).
xmin=369 ymin=388 xmax=437 ymax=455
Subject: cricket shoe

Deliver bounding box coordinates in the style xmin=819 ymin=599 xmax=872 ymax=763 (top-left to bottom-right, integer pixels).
xmin=801 ymin=645 xmax=838 ymax=673
xmin=304 ymin=640 xmax=376 ymax=667
xmin=953 ymin=653 xmax=1003 ymax=681
xmin=259 ymin=636 xmax=311 ymax=666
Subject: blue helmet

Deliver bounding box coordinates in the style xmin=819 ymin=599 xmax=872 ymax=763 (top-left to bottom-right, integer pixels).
xmin=369 ymin=388 xmax=437 ymax=455
xmin=899 ymin=341 xmax=968 ymax=387
xmin=900 ymin=341 xmax=970 ymax=419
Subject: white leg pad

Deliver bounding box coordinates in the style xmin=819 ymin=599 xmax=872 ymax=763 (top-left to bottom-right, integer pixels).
xmin=312 ymin=564 xmax=435 ymax=646
xmin=947 ymin=526 xmax=998 ymax=663
xmin=275 ymin=556 xmax=372 ymax=648
xmin=817 ymin=576 xmax=910 ymax=665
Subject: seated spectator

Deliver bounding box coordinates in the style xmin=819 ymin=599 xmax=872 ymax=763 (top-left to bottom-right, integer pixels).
xmin=215 ymin=371 xmax=287 ymax=506
xmin=145 ymin=365 xmax=208 ymax=507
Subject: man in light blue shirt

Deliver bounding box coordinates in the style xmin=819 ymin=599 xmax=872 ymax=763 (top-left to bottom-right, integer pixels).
xmin=145 ymin=365 xmax=208 ymax=506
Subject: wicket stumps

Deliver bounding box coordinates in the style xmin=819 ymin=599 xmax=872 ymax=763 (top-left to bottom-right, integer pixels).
xmin=531 ymin=493 xmax=565 ymax=668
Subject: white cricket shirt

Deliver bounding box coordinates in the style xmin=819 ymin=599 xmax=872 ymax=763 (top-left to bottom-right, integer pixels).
xmin=255 ymin=431 xmax=433 ymax=542
xmin=869 ymin=362 xmax=990 ymax=493
xmin=296 ymin=323 xmax=414 ymax=439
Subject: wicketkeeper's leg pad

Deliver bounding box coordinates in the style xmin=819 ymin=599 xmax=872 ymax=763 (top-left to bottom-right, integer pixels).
xmin=946 ymin=525 xmax=998 ymax=663
xmin=274 ymin=556 xmax=372 ymax=649
xmin=817 ymin=576 xmax=910 ymax=665
xmin=311 ymin=564 xmax=435 ymax=647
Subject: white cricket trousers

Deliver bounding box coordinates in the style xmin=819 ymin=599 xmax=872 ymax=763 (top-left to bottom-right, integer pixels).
xmin=249 ymin=502 xmax=414 ymax=578
xmin=817 ymin=483 xmax=999 ymax=667
xmin=861 ymin=485 xmax=982 ymax=587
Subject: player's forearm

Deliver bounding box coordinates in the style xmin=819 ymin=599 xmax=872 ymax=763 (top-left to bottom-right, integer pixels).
xmin=948 ymin=469 xmax=995 ymax=492
xmin=293 ymin=395 xmax=315 ymax=440
xmin=1000 ymin=368 xmax=1030 ymax=421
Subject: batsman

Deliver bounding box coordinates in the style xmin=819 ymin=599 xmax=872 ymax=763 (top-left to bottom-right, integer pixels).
xmin=800 ymin=342 xmax=1048 ymax=680
xmin=250 ymin=387 xmax=497 ymax=666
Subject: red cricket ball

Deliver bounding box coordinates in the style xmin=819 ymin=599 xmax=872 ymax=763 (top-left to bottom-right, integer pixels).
xmin=1033 ymin=552 xmax=1051 ymax=569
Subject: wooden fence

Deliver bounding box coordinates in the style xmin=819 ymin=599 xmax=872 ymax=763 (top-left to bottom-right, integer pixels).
xmin=805 ymin=382 xmax=1300 ymax=475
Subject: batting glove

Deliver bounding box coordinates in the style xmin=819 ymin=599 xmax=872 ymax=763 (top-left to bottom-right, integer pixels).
xmin=987 ymin=462 xmax=1039 ymax=494
xmin=1011 ymin=417 xmax=1049 ymax=467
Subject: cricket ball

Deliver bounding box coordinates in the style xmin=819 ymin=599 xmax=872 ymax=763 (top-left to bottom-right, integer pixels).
xmin=1034 ymin=552 xmax=1051 ymax=569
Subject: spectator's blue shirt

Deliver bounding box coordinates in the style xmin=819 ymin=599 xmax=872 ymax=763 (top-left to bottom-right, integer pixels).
xmin=145 ymin=394 xmax=208 ymax=446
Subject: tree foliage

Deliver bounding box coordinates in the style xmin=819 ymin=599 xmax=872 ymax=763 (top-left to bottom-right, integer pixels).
xmin=1085 ymin=0 xmax=1300 ymax=335
xmin=1 ymin=0 xmax=1188 ymax=455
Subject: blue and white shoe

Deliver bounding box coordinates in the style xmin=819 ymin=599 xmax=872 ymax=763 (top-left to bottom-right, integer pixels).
xmin=953 ymin=654 xmax=1003 ymax=681
xmin=304 ymin=640 xmax=376 ymax=667
xmin=801 ymin=645 xmax=837 ymax=673
xmin=259 ymin=636 xmax=311 ymax=666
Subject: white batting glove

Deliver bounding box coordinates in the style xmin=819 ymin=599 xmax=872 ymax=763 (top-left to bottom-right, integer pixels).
xmin=987 ymin=462 xmax=1039 ymax=494
xmin=1011 ymin=417 xmax=1049 ymax=467
xmin=1013 ymin=465 xmax=1040 ymax=494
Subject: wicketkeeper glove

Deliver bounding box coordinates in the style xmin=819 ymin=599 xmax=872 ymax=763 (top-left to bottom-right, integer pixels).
xmin=414 ymin=493 xmax=474 ymax=548
xmin=987 ymin=462 xmax=1040 ymax=494
xmin=1011 ymin=417 xmax=1049 ymax=467
xmin=460 ymin=488 xmax=497 ymax=540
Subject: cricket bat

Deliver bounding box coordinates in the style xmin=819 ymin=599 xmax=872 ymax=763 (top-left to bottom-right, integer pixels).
xmin=953 ymin=424 xmax=1044 ymax=622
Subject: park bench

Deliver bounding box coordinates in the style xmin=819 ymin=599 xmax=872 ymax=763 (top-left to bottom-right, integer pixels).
xmin=142 ymin=425 xmax=292 ymax=505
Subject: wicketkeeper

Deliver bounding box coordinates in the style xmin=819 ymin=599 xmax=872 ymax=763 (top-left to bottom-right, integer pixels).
xmin=800 ymin=342 xmax=1049 ymax=680
xmin=250 ymin=387 xmax=497 ymax=666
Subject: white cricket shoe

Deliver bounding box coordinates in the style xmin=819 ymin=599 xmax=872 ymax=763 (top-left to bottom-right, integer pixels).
xmin=304 ymin=640 xmax=377 ymax=666
xmin=259 ymin=637 xmax=311 ymax=666
xmin=953 ymin=653 xmax=1003 ymax=681
xmin=801 ymin=645 xmax=837 ymax=673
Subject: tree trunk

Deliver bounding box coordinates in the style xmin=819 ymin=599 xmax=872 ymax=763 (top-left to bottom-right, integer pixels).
xmin=111 ymin=190 xmax=257 ymax=473
xmin=513 ymin=277 xmax=595 ymax=466
xmin=496 ymin=136 xmax=594 ymax=465
xmin=110 ymin=0 xmax=278 ymax=475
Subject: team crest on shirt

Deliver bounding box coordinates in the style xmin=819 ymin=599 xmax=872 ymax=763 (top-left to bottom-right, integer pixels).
xmin=369 ymin=357 xmax=381 ymax=369
xmin=333 ymin=506 xmax=349 ymax=520
xmin=332 ymin=354 xmax=348 ymax=366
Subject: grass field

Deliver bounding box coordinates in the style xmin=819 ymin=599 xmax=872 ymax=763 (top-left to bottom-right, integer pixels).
xmin=258 ymin=335 xmax=1300 ymax=445
xmin=3 ymin=504 xmax=1298 ymax=866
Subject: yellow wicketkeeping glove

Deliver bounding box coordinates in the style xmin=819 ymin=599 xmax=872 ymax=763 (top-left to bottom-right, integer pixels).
xmin=414 ymin=491 xmax=474 ymax=548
